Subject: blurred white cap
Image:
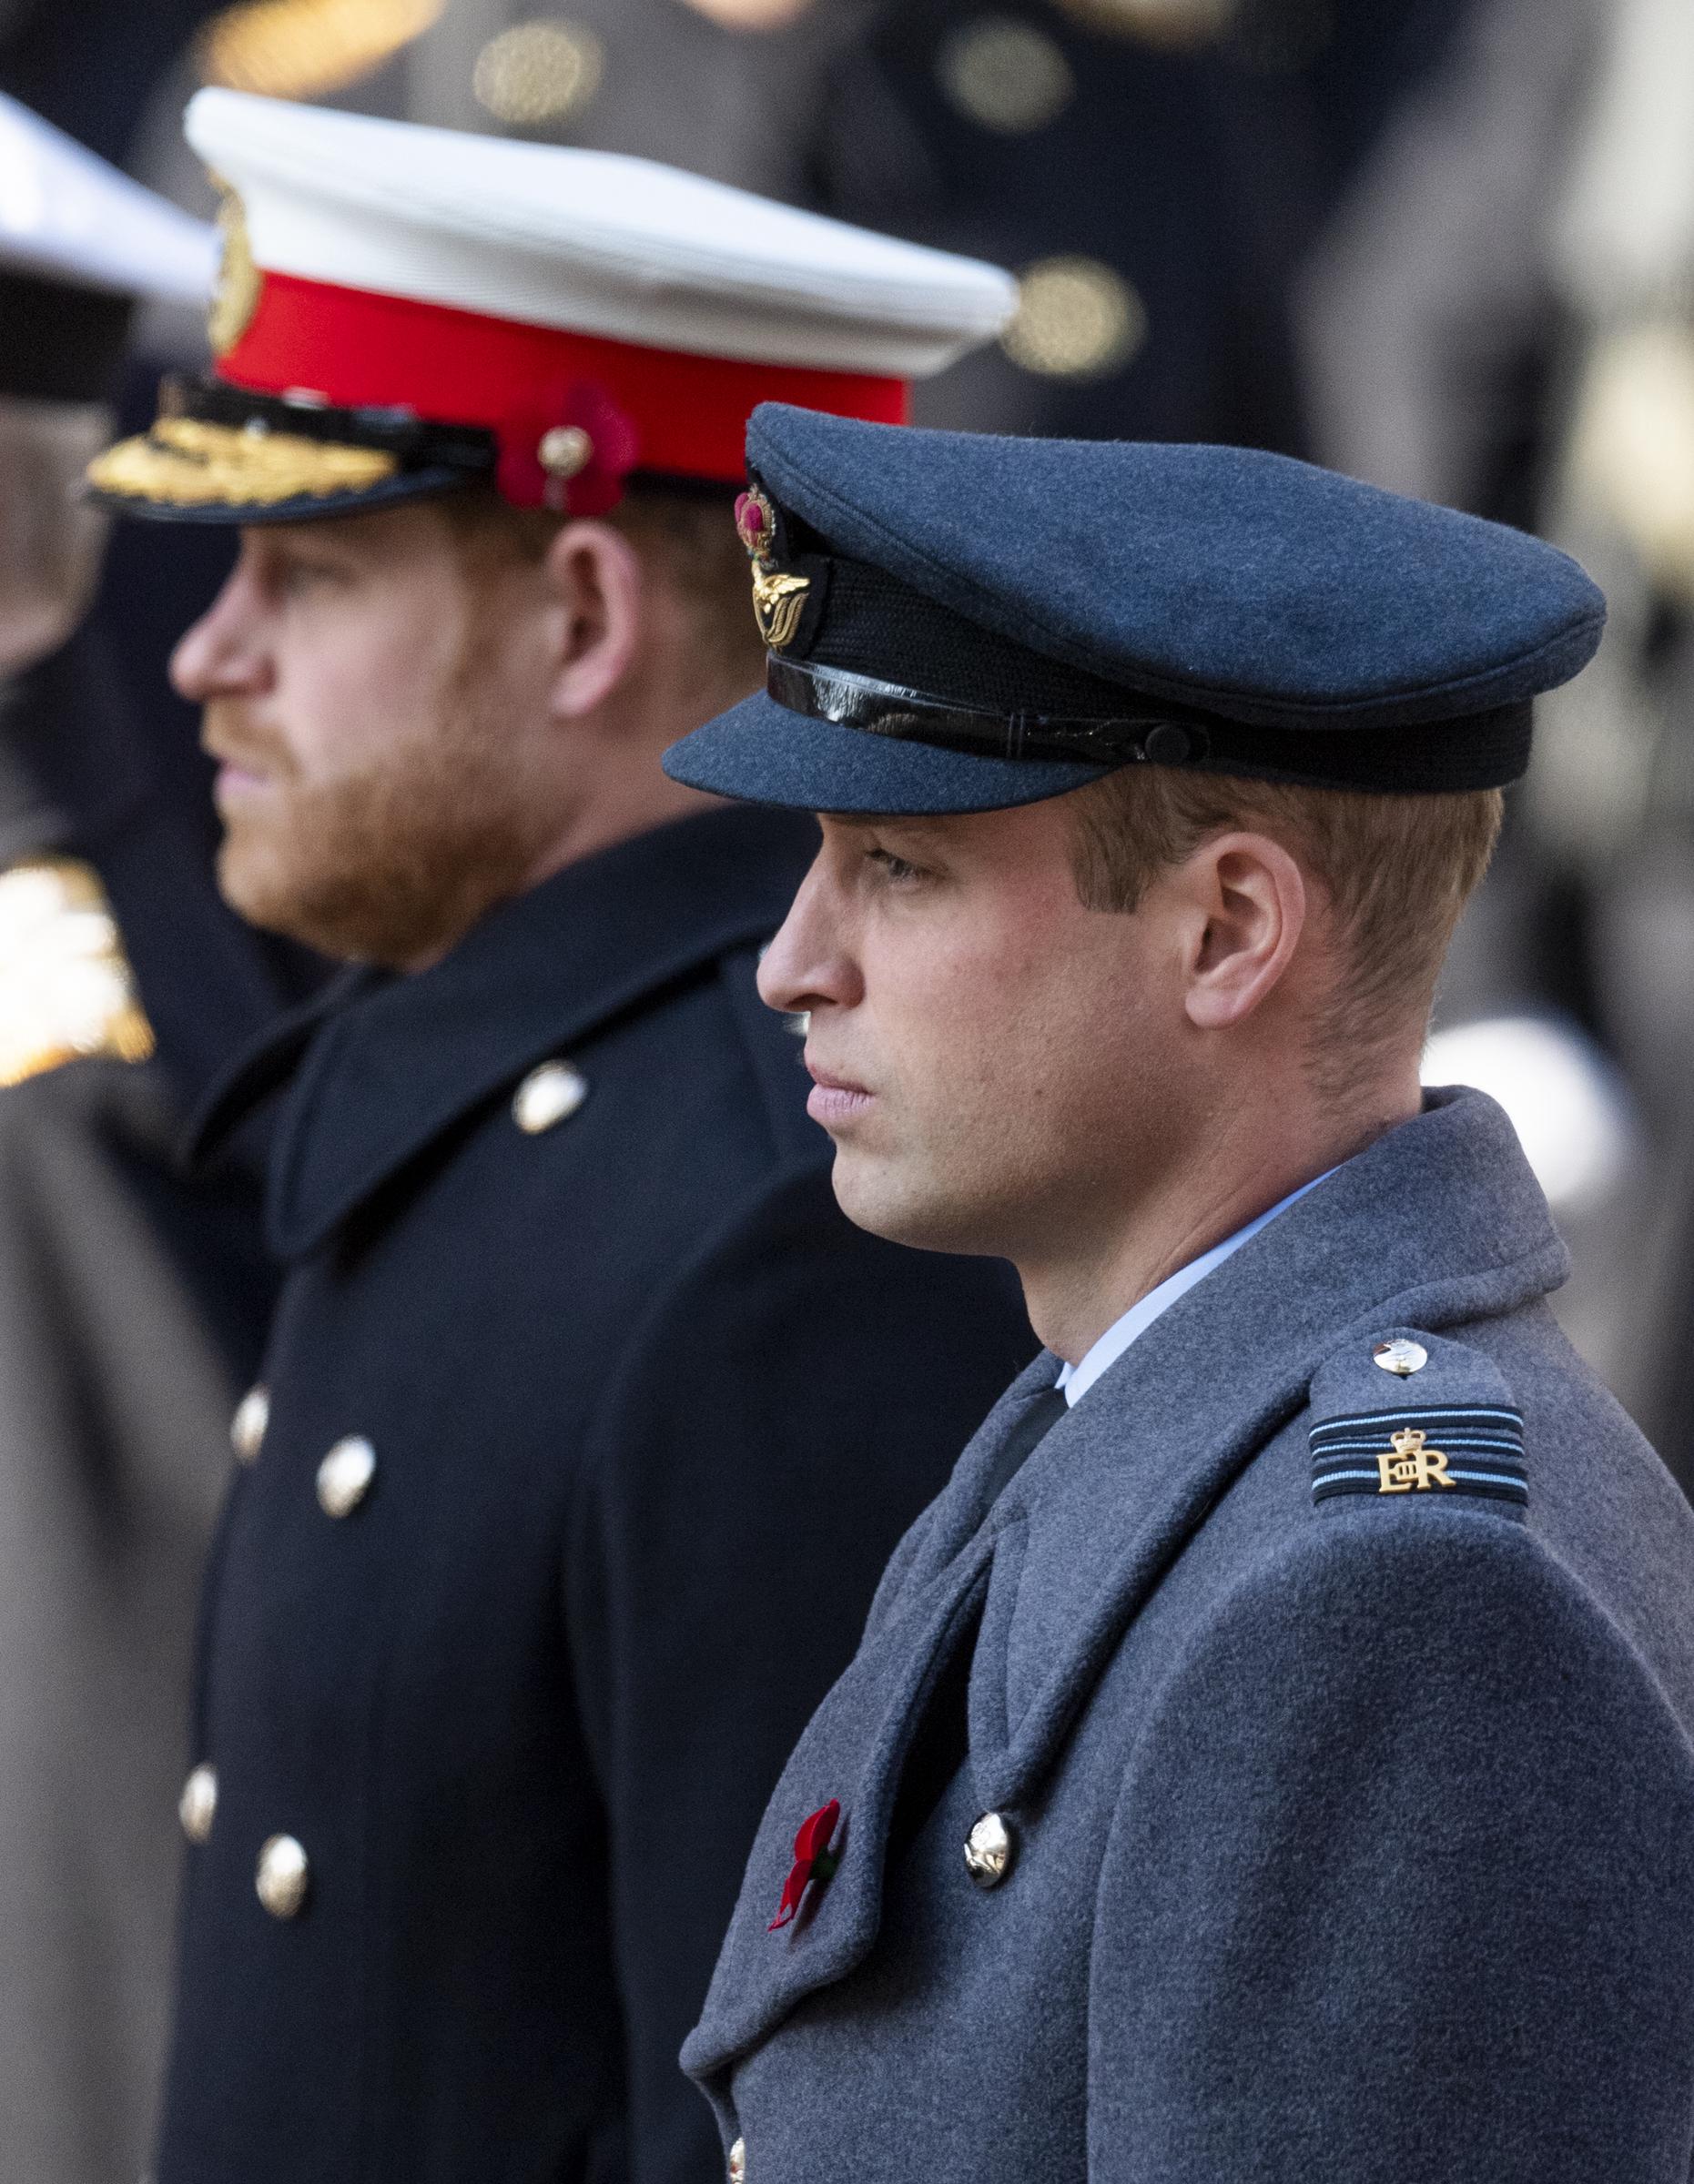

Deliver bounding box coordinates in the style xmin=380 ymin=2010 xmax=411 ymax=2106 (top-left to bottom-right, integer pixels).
xmin=0 ymin=94 xmax=216 ymax=306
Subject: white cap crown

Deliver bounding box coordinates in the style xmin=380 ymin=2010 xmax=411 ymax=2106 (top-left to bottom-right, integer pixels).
xmin=0 ymin=95 xmax=215 ymax=304
xmin=186 ymin=87 xmax=1015 ymax=378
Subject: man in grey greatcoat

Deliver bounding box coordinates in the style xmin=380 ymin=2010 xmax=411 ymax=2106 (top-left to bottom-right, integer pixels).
xmin=660 ymin=403 xmax=1694 ymax=2181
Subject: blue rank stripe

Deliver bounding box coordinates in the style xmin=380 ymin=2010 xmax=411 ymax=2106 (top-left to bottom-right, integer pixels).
xmin=1309 ymin=1403 xmax=1527 ymax=1512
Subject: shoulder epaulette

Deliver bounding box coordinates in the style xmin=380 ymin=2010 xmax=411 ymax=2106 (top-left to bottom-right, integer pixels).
xmin=0 ymin=857 xmax=155 ymax=1088
xmin=1306 ymin=1328 xmax=1527 ymax=1519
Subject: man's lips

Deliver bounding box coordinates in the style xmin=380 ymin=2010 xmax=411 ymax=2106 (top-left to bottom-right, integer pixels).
xmin=805 ymin=1057 xmax=875 ymax=1129
xmin=212 ymin=759 xmax=269 ymax=800
xmin=205 ymin=738 xmax=282 ymax=803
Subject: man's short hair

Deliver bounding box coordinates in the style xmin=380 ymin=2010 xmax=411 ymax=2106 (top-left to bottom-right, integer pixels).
xmin=435 ymin=479 xmax=766 ymax=693
xmin=1069 ymin=764 xmax=1504 ymax=1101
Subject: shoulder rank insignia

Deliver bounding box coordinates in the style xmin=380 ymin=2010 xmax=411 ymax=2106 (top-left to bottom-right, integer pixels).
xmin=1310 ymin=1404 xmax=1527 ymax=1512
xmin=0 ymin=858 xmax=155 ymax=1088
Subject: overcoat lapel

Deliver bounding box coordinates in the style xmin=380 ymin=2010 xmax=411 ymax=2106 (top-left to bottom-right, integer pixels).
xmin=185 ymin=805 xmax=817 ymax=1259
xmin=686 ymin=1091 xmax=1569 ymax=2080
xmin=682 ymin=1533 xmax=996 ymax=2077
xmin=964 ymin=1089 xmax=1569 ymax=1812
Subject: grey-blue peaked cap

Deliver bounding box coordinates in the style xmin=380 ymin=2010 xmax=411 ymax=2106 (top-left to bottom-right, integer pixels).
xmin=663 ymin=404 xmax=1608 ymax=816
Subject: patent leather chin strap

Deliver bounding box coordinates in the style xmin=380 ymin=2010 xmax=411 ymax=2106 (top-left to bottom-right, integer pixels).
xmin=764 ymin=655 xmax=1212 ymax=769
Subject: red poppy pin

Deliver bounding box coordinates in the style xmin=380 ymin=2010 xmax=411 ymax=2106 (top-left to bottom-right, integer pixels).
xmin=497 ymin=379 xmax=640 ymax=516
xmin=768 ymin=1798 xmax=841 ymax=1931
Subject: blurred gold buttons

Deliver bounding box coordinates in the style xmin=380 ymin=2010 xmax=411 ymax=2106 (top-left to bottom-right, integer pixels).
xmin=231 ymin=1384 xmax=269 ymax=1464
xmin=199 ymin=0 xmax=446 ymax=102
xmin=964 ymin=1811 xmax=1016 ymax=1888
xmin=317 ymin=1435 xmax=377 ymax=1517
xmin=675 ymin=0 xmax=815 ymax=25
xmin=473 ymin=20 xmax=604 ymax=126
xmin=256 ymin=1834 xmax=309 ymax=1918
xmin=1000 ymin=258 xmax=1146 ymax=380
xmin=512 ymin=1061 xmax=588 ymax=1135
xmin=936 ymin=17 xmax=1074 ymax=134
xmin=1372 ymin=1339 xmax=1428 ymax=1378
xmin=727 ymin=2138 xmax=746 ymax=2184
xmin=179 ymin=1764 xmax=218 ymax=1845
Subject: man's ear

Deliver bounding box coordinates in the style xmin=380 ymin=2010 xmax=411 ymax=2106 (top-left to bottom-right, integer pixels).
xmin=1179 ymin=830 xmax=1309 ymax=1032
xmin=543 ymin=517 xmax=645 ymax=719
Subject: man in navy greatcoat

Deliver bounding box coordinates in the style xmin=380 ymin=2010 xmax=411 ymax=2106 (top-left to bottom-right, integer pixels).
xmin=665 ymin=406 xmax=1694 ymax=2181
xmin=86 ymin=94 xmax=1031 ymax=2184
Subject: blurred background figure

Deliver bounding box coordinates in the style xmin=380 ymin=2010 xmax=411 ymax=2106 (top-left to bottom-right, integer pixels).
xmin=1295 ymin=0 xmax=1694 ymax=1486
xmin=0 ymin=96 xmax=312 ymax=2183
xmin=1537 ymin=0 xmax=1694 ymax=1479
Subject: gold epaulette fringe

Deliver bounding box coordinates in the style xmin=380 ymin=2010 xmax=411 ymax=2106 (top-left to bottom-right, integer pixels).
xmin=0 ymin=858 xmax=157 ymax=1088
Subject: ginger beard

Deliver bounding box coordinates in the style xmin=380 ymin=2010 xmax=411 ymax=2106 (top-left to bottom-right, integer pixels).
xmin=207 ymin=599 xmax=547 ymax=969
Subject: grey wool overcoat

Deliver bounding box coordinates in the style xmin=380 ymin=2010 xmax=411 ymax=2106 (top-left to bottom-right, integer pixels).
xmin=683 ymin=1087 xmax=1694 ymax=2184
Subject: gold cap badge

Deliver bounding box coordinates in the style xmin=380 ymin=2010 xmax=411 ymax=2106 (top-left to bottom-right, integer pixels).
xmin=735 ymin=487 xmax=811 ymax=651
xmin=208 ymin=181 xmax=262 ymax=359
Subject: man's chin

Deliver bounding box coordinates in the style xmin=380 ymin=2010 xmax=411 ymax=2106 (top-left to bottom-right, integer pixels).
xmin=828 ymin=1150 xmax=995 ymax=1259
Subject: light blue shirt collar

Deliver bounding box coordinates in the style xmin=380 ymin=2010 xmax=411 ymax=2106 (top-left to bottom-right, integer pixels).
xmin=1055 ymin=1168 xmax=1336 ymax=1410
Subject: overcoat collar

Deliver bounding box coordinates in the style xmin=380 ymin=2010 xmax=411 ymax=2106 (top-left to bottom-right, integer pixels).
xmin=684 ymin=1087 xmax=1569 ymax=2083
xmin=191 ymin=803 xmax=819 ymax=1260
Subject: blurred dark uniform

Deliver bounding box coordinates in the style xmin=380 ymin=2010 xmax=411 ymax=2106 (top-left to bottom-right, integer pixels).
xmin=0 ymin=106 xmax=299 ymax=2184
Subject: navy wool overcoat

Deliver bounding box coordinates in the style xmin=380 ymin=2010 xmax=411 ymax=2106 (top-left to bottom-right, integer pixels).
xmin=156 ymin=804 xmax=1032 ymax=2184
xmin=686 ymin=1088 xmax=1694 ymax=2184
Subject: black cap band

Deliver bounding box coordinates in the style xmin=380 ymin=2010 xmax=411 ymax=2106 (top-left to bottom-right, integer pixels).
xmin=767 ymin=656 xmax=1213 ymax=769
xmin=765 ymin=652 xmax=1531 ymax=791
xmin=163 ymin=374 xmax=501 ymax=480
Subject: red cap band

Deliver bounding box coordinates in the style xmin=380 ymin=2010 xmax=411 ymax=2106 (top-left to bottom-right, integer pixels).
xmin=220 ymin=272 xmax=909 ymax=495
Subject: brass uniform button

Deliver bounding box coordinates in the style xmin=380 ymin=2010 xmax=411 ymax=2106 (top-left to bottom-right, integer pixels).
xmin=231 ymin=1384 xmax=269 ymax=1464
xmin=317 ymin=1435 xmax=377 ymax=1518
xmin=255 ymin=1834 xmax=309 ymax=1918
xmin=964 ymin=1811 xmax=1016 ymax=1889
xmin=179 ymin=1764 xmax=218 ymax=1844
xmin=727 ymin=2137 xmax=746 ymax=2184
xmin=512 ymin=1061 xmax=588 ymax=1135
xmin=1372 ymin=1339 xmax=1428 ymax=1378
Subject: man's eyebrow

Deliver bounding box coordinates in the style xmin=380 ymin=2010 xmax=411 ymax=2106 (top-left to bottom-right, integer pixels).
xmin=822 ymin=814 xmax=948 ymax=846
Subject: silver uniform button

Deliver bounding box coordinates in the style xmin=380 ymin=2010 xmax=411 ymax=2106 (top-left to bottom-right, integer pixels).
xmin=1373 ymin=1338 xmax=1429 ymax=1378
xmin=255 ymin=1834 xmax=309 ymax=1918
xmin=231 ymin=1384 xmax=269 ymax=1464
xmin=512 ymin=1061 xmax=588 ymax=1135
xmin=727 ymin=2138 xmax=746 ymax=2184
xmin=317 ymin=1435 xmax=377 ymax=1518
xmin=964 ymin=1811 xmax=1016 ymax=1889
xmin=178 ymin=1764 xmax=218 ymax=1845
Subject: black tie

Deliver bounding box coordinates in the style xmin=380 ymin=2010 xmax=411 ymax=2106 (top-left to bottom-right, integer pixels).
xmin=979 ymin=1382 xmax=1070 ymax=1505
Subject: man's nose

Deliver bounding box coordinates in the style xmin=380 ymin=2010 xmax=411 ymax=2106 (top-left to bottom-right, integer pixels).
xmin=756 ymin=861 xmax=864 ymax=1016
xmin=169 ymin=562 xmax=273 ymax=704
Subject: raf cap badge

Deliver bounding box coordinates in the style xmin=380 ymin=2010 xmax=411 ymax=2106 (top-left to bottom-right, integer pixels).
xmin=735 ymin=487 xmax=812 ymax=651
